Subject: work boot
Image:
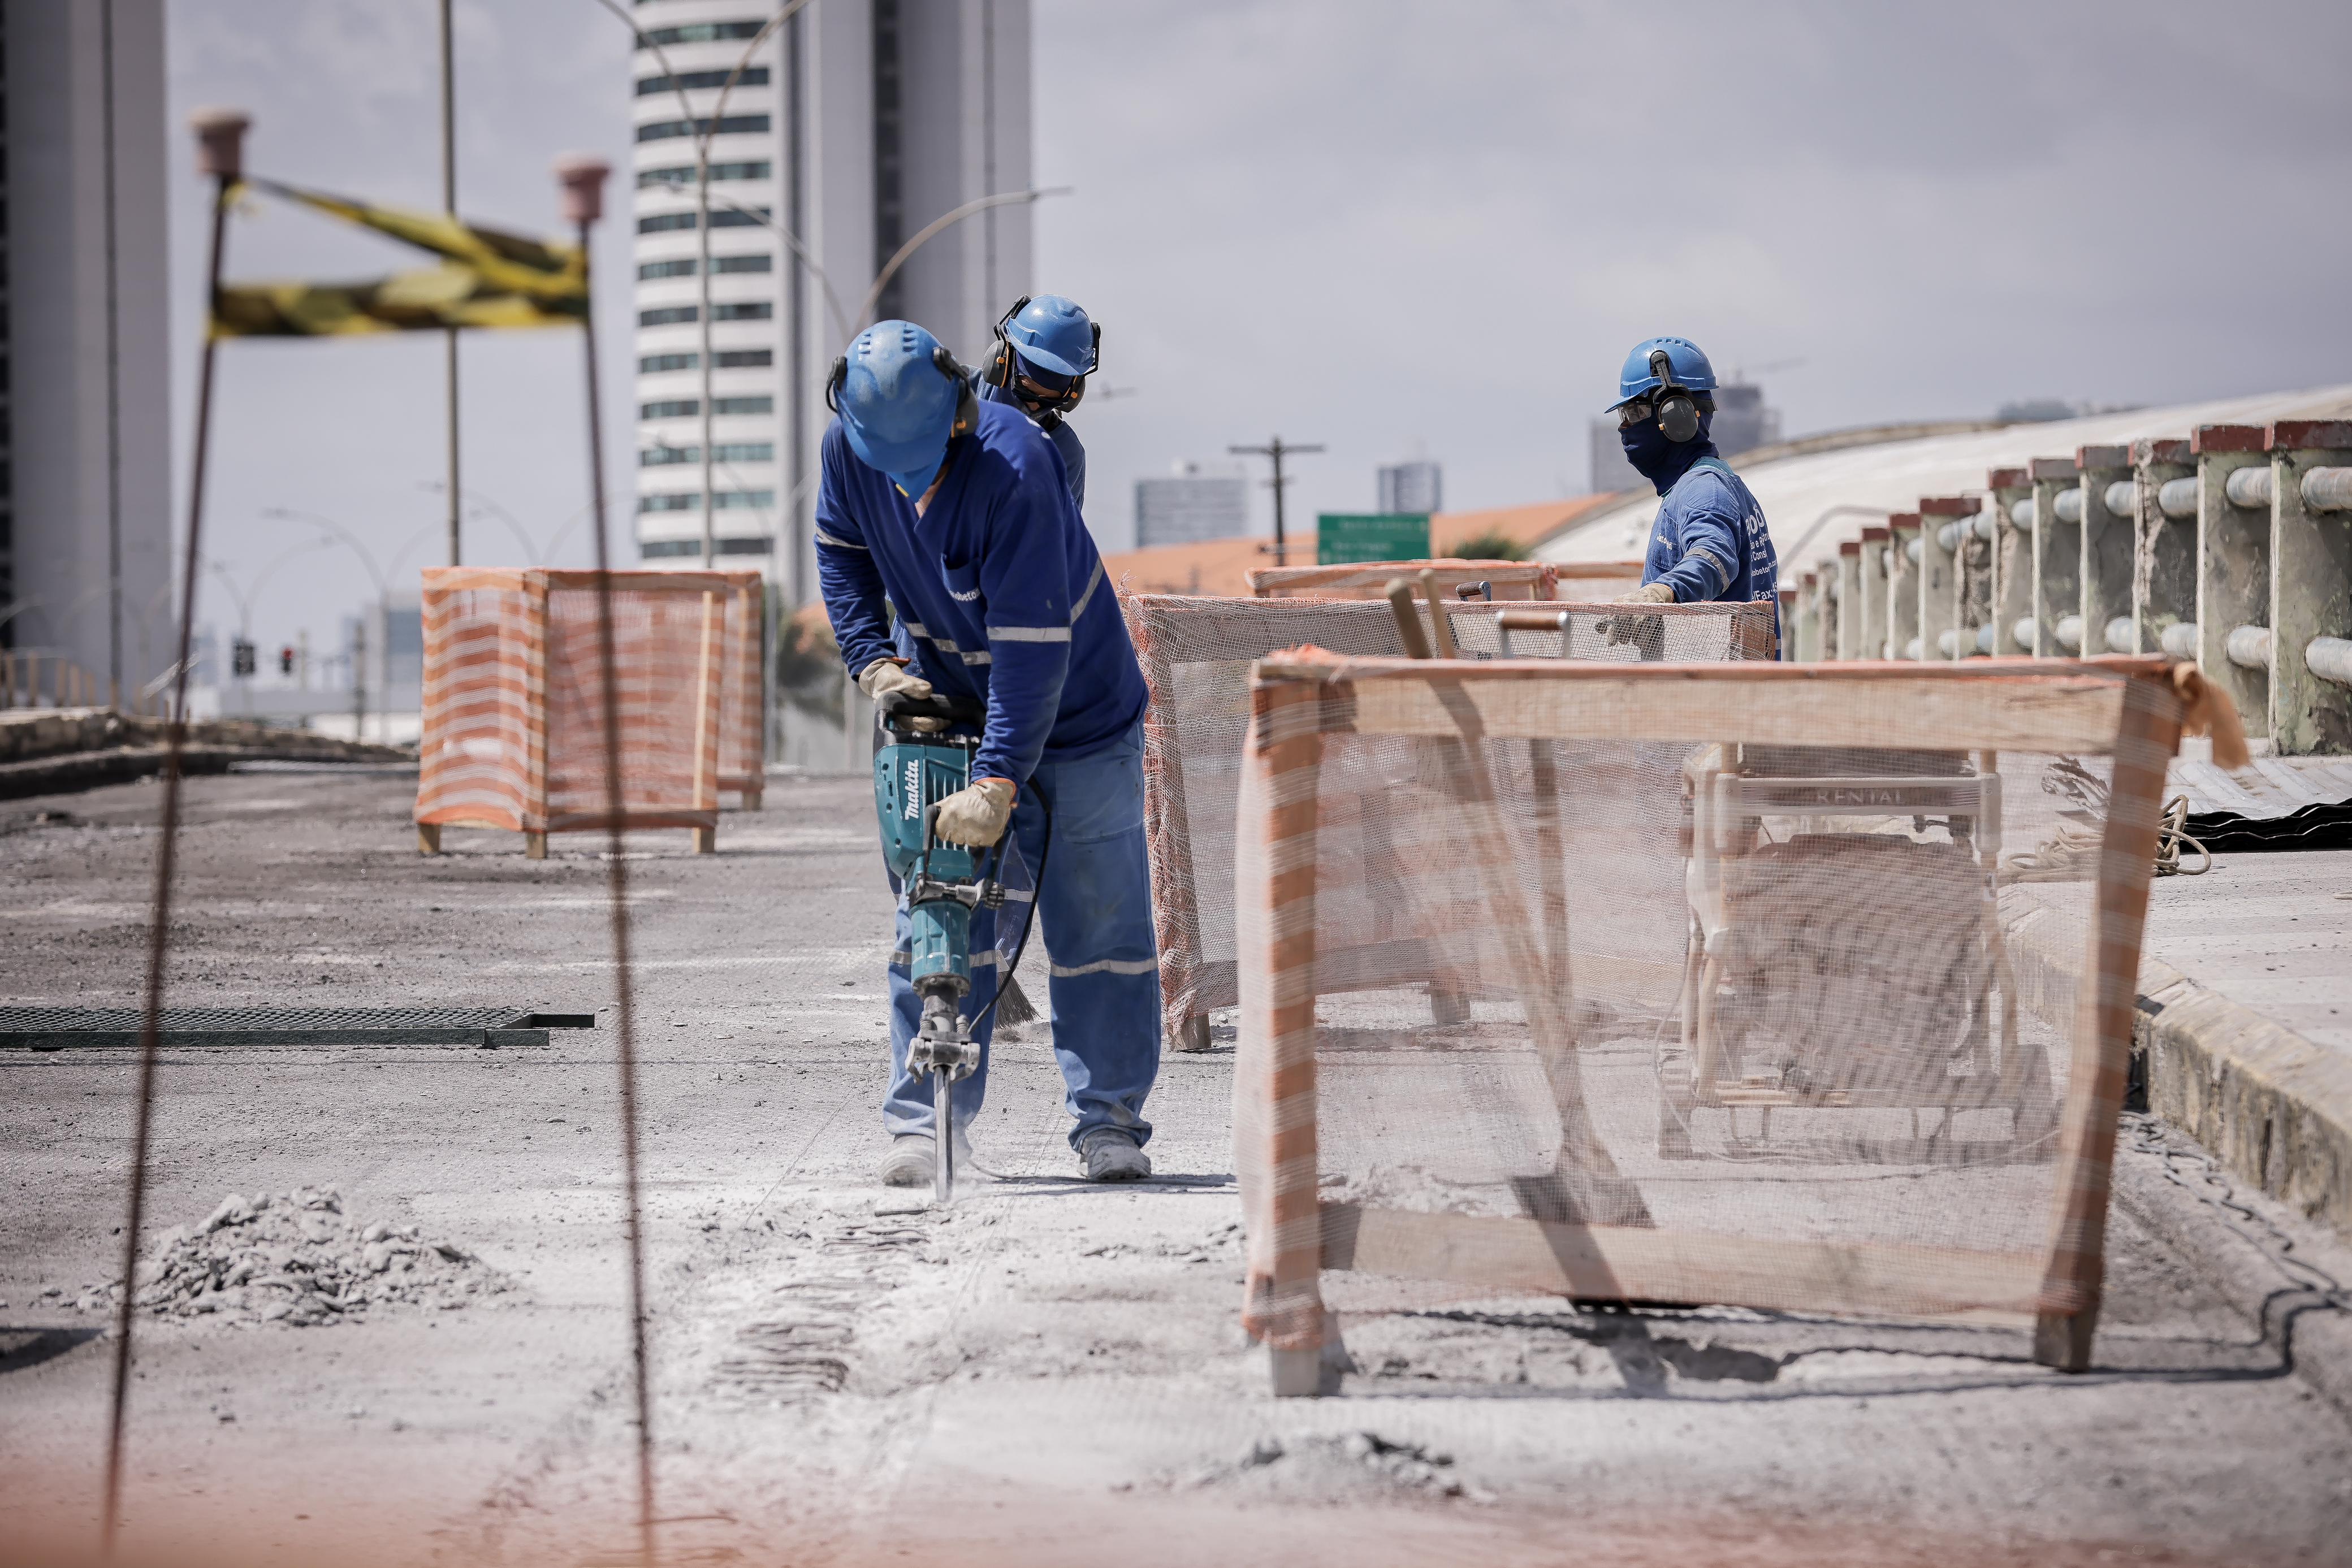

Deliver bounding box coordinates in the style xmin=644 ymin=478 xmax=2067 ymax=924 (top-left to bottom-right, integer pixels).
xmin=879 ymin=1127 xmax=980 ymax=1188
xmin=880 ymin=1134 xmax=935 ymax=1188
xmin=1078 ymin=1128 xmax=1151 ymax=1183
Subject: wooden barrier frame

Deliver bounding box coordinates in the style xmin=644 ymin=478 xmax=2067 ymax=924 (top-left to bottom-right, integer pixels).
xmin=1246 ymin=560 xmax=1559 ymax=600
xmin=1235 ymin=656 xmax=2184 ymax=1392
xmin=414 ymin=568 xmax=753 ymax=857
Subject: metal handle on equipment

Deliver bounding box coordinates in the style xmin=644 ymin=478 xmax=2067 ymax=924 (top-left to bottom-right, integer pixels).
xmin=1386 ymin=578 xmax=1434 ymax=659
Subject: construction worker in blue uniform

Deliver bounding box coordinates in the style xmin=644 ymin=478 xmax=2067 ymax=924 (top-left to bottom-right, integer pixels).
xmin=816 ymin=320 xmax=1158 ymax=1188
xmin=972 ymin=292 xmax=1098 ymax=509
xmin=1607 ymin=336 xmax=1782 ymax=646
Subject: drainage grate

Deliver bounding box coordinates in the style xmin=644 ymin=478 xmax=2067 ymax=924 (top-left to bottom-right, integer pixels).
xmin=0 ymin=1005 xmax=596 ymax=1051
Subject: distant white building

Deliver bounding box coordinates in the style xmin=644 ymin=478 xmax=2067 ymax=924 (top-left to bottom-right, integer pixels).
xmin=1376 ymin=460 xmax=1441 ymax=515
xmin=630 ymin=0 xmax=1033 ymax=601
xmin=1135 ymin=462 xmax=1247 ymax=548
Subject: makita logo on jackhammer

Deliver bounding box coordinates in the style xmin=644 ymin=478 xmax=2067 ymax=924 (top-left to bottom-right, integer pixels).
xmin=904 ymin=758 xmax=921 ymax=818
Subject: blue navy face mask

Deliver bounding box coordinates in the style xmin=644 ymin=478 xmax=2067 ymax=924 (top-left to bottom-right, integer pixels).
xmin=1619 ymin=409 xmax=1715 ymax=493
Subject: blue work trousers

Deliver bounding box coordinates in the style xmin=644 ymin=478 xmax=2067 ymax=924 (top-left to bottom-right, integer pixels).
xmin=884 ymin=720 xmax=1160 ymax=1149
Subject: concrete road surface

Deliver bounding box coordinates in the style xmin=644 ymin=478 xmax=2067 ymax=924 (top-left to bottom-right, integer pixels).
xmin=3 ymin=768 xmax=2350 ymax=1567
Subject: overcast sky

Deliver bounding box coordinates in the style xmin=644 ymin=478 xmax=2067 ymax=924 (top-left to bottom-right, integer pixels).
xmin=168 ymin=1 xmax=2352 ymax=649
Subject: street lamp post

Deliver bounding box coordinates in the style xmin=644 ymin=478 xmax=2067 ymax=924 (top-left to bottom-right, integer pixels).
xmin=262 ymin=508 xmax=436 ymax=742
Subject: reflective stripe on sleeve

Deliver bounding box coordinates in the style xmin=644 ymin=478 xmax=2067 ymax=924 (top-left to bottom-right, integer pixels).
xmin=815 ymin=529 xmax=867 ymax=551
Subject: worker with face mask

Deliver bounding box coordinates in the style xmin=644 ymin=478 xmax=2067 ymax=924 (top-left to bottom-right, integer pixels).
xmin=817 ymin=320 xmax=1159 ymax=1189
xmin=974 ymin=293 xmax=1098 ymax=509
xmin=1607 ymin=336 xmax=1781 ymax=644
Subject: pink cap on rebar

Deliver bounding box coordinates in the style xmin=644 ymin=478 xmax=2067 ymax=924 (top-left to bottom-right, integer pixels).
xmin=554 ymin=155 xmax=611 ymax=225
xmin=190 ymin=107 xmax=250 ymax=179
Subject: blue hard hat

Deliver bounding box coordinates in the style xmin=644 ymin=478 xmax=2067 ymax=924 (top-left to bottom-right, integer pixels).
xmin=833 ymin=320 xmax=964 ymax=497
xmin=1607 ymin=335 xmax=1717 ymax=411
xmin=998 ymin=293 xmax=1097 ymax=378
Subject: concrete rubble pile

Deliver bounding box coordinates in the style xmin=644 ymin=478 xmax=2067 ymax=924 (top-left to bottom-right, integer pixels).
xmin=85 ymin=1186 xmax=506 ymax=1327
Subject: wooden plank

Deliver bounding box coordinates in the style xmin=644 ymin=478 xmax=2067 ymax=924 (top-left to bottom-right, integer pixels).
xmin=1252 ymin=657 xmax=2159 ymax=754
xmin=1321 ymin=1202 xmax=2053 ymax=1319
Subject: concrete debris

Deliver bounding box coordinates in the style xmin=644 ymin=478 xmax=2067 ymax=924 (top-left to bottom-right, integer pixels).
xmin=82 ymin=1186 xmax=507 ymax=1328
xmin=1178 ymin=1431 xmax=1490 ymax=1502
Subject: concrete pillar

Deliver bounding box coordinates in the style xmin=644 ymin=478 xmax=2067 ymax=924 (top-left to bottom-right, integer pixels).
xmin=2029 ymin=457 xmax=2081 ymax=656
xmin=2076 ymin=444 xmax=2134 ymax=655
xmin=1795 ymin=571 xmax=1821 ymax=661
xmin=1886 ymin=513 xmax=1922 ymax=659
xmin=2132 ymin=437 xmax=2196 ymax=658
xmin=2193 ymin=423 xmax=2269 ymax=739
xmin=1856 ymin=526 xmax=1892 ymax=660
xmin=1988 ymin=467 xmax=2035 ymax=656
xmin=2267 ymin=419 xmax=2352 ymax=754
xmin=1918 ymin=495 xmax=1974 ymax=659
xmin=1775 ymin=586 xmax=1797 ymax=661
xmin=1834 ymin=541 xmax=1861 ymax=660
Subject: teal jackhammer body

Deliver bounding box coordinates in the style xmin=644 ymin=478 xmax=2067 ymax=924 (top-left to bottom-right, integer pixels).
xmin=872 ymin=688 xmax=1001 ymax=1202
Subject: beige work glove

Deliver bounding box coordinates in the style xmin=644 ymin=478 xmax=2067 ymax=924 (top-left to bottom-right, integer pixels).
xmin=858 ymin=658 xmax=931 ymax=702
xmin=858 ymin=659 xmax=945 ymax=733
xmin=1614 ymin=581 xmax=1678 ymax=604
xmin=934 ymin=777 xmax=1016 ymax=847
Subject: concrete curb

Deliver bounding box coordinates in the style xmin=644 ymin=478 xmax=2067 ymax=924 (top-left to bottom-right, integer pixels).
xmin=0 ymin=743 xmax=416 ymax=801
xmin=2108 ymin=1114 xmax=2352 ymax=1420
xmin=2001 ymin=891 xmax=2352 ymax=1240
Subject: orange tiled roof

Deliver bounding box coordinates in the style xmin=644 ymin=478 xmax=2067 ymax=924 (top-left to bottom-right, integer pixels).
xmin=1103 ymin=493 xmax=1622 ymax=599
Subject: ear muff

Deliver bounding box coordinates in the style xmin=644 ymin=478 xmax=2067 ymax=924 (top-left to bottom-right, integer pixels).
xmin=1649 ymin=349 xmax=1701 ymax=443
xmin=934 ymin=345 xmax=979 ymax=437
xmin=988 ymin=296 xmax=1031 ymax=390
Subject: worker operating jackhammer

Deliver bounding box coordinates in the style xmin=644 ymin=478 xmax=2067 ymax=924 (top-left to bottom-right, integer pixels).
xmin=1606 ymin=336 xmax=1782 ymax=650
xmin=817 ymin=319 xmax=1160 ymax=1188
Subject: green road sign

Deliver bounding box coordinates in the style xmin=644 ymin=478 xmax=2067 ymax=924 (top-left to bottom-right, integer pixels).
xmin=1317 ymin=512 xmax=1430 ymax=565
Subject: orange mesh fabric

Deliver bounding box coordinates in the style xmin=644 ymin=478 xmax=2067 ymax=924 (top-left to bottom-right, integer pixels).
xmin=417 ymin=568 xmax=753 ymax=837
xmin=1232 ymin=657 xmax=2182 ymax=1367
xmin=1125 ymin=594 xmax=1776 ymax=1051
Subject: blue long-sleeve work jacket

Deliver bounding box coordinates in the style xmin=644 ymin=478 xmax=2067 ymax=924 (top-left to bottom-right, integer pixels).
xmin=972 ymin=374 xmax=1086 ymax=509
xmin=1641 ymin=455 xmax=1780 ymax=612
xmin=816 ymin=398 xmax=1145 ymax=786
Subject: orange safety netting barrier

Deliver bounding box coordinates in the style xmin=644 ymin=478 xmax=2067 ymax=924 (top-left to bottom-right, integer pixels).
xmin=1232 ymin=653 xmax=2197 ymax=1392
xmin=414 ymin=567 xmax=764 ymax=855
xmin=1125 ymin=594 xmax=1776 ymax=1051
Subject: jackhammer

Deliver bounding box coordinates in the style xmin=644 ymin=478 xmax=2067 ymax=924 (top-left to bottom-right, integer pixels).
xmin=871 ymin=687 xmax=1040 ymax=1203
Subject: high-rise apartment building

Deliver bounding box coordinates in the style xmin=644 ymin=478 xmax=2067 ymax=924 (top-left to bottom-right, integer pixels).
xmin=0 ymin=2 xmax=172 ymax=700
xmin=1135 ymin=461 xmax=1247 ymax=548
xmin=1376 ymin=459 xmax=1441 ymax=515
xmin=630 ymin=1 xmax=1032 ymax=603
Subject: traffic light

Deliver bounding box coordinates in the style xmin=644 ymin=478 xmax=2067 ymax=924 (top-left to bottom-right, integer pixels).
xmin=279 ymin=645 xmax=296 ymax=676
xmin=231 ymin=637 xmax=257 ymax=678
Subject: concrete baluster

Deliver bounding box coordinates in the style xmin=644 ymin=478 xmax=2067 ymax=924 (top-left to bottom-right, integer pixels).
xmin=2076 ymin=444 xmax=2134 ymax=654
xmin=2028 ymin=457 xmax=2080 ymax=657
xmin=2267 ymin=419 xmax=2352 ymax=753
xmin=2193 ymin=423 xmax=2270 ymax=739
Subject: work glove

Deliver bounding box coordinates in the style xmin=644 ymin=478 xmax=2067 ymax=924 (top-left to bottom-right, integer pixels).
xmin=859 ymin=659 xmax=945 ymax=732
xmin=934 ymin=777 xmax=1017 ymax=847
xmin=1614 ymin=581 xmax=1678 ymax=605
xmin=1603 ymin=580 xmax=1675 ymax=655
xmin=859 ymin=658 xmax=930 ymax=702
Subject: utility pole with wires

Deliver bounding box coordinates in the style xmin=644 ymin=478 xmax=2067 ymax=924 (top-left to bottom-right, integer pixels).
xmin=1229 ymin=436 xmax=1324 ymax=569
xmin=439 ymin=0 xmax=461 ymax=567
